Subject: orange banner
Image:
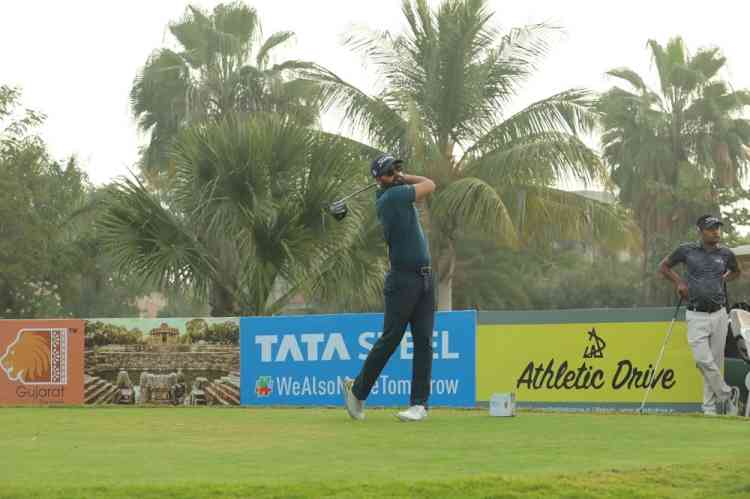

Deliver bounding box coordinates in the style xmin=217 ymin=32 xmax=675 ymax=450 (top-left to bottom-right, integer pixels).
xmin=0 ymin=320 xmax=84 ymax=405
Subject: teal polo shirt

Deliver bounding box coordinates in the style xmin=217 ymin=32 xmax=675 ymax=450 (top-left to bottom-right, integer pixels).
xmin=375 ymin=184 xmax=431 ymax=269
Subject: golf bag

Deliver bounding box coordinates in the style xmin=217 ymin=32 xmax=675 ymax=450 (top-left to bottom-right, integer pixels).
xmin=728 ymin=306 xmax=750 ymax=363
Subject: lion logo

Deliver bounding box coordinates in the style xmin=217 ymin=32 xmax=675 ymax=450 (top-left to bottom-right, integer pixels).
xmin=0 ymin=328 xmax=68 ymax=384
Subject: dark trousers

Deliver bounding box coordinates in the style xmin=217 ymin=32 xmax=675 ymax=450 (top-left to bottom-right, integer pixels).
xmin=353 ymin=270 xmax=435 ymax=407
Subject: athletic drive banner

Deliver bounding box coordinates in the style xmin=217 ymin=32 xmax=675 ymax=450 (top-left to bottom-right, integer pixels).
xmin=240 ymin=311 xmax=476 ymax=407
xmin=476 ymin=310 xmax=703 ymax=412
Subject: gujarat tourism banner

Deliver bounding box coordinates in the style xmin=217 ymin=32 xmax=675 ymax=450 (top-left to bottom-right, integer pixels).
xmin=476 ymin=309 xmax=703 ymax=413
xmin=0 ymin=319 xmax=84 ymax=405
xmin=83 ymin=318 xmax=239 ymax=406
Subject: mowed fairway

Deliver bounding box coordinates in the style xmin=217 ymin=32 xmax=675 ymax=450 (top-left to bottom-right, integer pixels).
xmin=1 ymin=407 xmax=749 ymax=498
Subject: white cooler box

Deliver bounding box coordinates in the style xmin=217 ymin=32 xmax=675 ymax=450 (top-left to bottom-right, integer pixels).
xmin=489 ymin=392 xmax=516 ymax=417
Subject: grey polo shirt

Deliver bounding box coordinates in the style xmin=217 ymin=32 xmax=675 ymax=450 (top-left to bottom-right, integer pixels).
xmin=666 ymin=242 xmax=739 ymax=307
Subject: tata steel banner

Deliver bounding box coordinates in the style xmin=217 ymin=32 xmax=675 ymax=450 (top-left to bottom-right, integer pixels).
xmin=476 ymin=309 xmax=703 ymax=413
xmin=0 ymin=320 xmax=84 ymax=405
xmin=240 ymin=311 xmax=476 ymax=407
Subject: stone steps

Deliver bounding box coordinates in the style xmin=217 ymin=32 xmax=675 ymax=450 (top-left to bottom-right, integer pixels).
xmin=83 ymin=371 xmax=240 ymax=405
xmin=100 ymin=386 xmax=119 ymax=404
xmin=84 ymin=375 xmax=119 ymax=405
xmin=87 ymin=383 xmax=115 ymax=404
xmin=84 ymin=376 xmax=106 ymax=398
xmin=204 ymin=384 xmax=231 ymax=406
xmin=212 ymin=381 xmax=240 ymax=405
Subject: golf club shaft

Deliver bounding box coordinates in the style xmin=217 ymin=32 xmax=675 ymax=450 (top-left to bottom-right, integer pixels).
xmin=335 ymin=183 xmax=378 ymax=204
xmin=639 ymin=298 xmax=683 ymax=413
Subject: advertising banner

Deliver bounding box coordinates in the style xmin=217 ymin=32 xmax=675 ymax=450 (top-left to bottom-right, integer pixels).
xmin=83 ymin=318 xmax=240 ymax=406
xmin=0 ymin=320 xmax=84 ymax=405
xmin=477 ymin=309 xmax=703 ymax=412
xmin=241 ymin=311 xmax=476 ymax=407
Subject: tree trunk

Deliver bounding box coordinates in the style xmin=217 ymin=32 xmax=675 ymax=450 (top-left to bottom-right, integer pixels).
xmin=209 ymin=281 xmax=237 ymax=317
xmin=438 ymin=272 xmax=453 ymax=311
xmin=640 ymin=223 xmax=651 ymax=305
xmin=436 ymin=241 xmax=455 ymax=311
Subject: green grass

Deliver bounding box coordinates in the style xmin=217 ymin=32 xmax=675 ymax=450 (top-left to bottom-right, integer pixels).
xmin=1 ymin=407 xmax=748 ymax=498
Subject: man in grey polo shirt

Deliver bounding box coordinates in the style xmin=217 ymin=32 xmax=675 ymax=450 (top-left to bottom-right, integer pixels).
xmin=659 ymin=215 xmax=741 ymax=415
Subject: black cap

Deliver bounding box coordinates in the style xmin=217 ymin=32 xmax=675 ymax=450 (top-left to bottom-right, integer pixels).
xmin=370 ymin=154 xmax=403 ymax=178
xmin=696 ymin=214 xmax=723 ymax=230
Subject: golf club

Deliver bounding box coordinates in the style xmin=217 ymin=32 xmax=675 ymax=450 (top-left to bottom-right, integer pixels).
xmin=639 ymin=297 xmax=683 ymax=414
xmin=328 ymin=183 xmax=378 ymax=221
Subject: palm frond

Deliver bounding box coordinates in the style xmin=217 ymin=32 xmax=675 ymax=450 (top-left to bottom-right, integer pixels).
xmin=430 ymin=177 xmax=517 ymax=246
xmin=305 ymin=65 xmax=408 ymax=150
xmin=256 ymin=31 xmax=295 ymax=68
xmin=500 ymin=186 xmax=640 ymax=250
xmin=96 ymin=175 xmax=218 ymax=298
xmin=130 ymin=49 xmax=193 ymax=131
xmin=170 ymin=6 xmax=215 ymax=68
xmin=462 ymin=88 xmax=598 ymax=161
xmin=466 ymin=130 xmax=604 ymax=188
xmin=605 ymin=68 xmax=648 ymax=93
xmin=301 ymin=209 xmax=387 ymax=313
xmin=689 ymin=47 xmax=725 ymax=82
xmin=212 ymin=2 xmax=260 ymax=50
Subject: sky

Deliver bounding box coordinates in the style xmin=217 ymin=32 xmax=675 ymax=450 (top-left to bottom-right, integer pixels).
xmin=1 ymin=0 xmax=749 ymax=187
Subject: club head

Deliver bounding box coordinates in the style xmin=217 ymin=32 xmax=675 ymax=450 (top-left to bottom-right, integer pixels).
xmin=328 ymin=201 xmax=348 ymax=221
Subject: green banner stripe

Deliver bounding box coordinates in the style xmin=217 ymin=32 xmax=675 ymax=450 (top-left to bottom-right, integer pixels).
xmin=478 ymin=307 xmax=685 ymax=325
xmin=476 ymin=401 xmax=701 ymax=413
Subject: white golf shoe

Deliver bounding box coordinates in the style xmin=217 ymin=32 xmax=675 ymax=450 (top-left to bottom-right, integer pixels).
xmin=343 ymin=377 xmax=365 ymax=420
xmin=396 ymin=405 xmax=428 ymax=422
xmin=724 ymin=386 xmax=740 ymax=416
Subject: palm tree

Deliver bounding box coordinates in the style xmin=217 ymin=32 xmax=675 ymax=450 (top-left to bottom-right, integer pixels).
xmin=131 ymin=2 xmax=322 ymax=183
xmin=451 ymin=237 xmax=539 ymax=310
xmin=97 ymin=115 xmax=383 ymax=316
xmin=599 ymin=37 xmax=750 ymax=301
xmin=308 ymin=0 xmax=633 ymax=309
